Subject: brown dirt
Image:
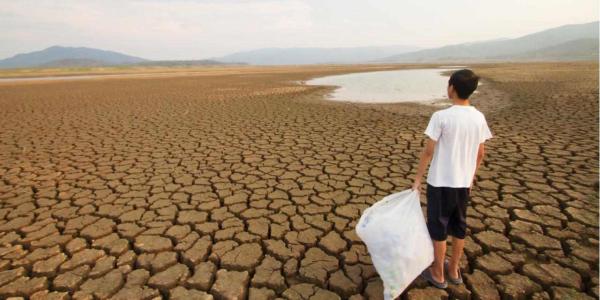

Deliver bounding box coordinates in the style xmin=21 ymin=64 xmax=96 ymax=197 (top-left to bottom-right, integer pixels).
xmin=0 ymin=62 xmax=598 ymax=299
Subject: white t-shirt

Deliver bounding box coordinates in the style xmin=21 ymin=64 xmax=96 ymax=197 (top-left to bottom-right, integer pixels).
xmin=424 ymin=105 xmax=492 ymax=188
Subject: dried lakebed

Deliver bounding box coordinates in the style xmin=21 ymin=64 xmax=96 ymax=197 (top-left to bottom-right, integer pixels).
xmin=0 ymin=63 xmax=598 ymax=299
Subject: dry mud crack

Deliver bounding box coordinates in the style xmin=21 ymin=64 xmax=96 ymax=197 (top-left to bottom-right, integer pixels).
xmin=0 ymin=63 xmax=598 ymax=299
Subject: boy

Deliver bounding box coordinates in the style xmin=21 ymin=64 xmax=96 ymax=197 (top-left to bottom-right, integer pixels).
xmin=412 ymin=69 xmax=492 ymax=288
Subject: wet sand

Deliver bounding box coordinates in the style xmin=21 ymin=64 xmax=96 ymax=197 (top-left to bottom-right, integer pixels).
xmin=0 ymin=62 xmax=598 ymax=299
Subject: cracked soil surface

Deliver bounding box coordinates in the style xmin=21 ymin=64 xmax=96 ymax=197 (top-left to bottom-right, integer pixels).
xmin=0 ymin=62 xmax=598 ymax=299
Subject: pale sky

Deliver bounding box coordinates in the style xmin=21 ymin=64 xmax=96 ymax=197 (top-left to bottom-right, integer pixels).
xmin=1 ymin=0 xmax=598 ymax=60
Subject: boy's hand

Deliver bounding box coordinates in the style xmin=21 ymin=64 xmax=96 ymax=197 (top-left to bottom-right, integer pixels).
xmin=413 ymin=138 xmax=435 ymax=194
xmin=412 ymin=180 xmax=422 ymax=193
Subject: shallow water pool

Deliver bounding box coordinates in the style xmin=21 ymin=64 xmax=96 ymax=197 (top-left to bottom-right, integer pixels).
xmin=305 ymin=68 xmax=460 ymax=103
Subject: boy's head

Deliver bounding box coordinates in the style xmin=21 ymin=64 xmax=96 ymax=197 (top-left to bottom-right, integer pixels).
xmin=447 ymin=69 xmax=479 ymax=100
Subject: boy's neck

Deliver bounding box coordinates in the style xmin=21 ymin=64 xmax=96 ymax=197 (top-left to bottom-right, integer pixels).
xmin=451 ymin=98 xmax=470 ymax=106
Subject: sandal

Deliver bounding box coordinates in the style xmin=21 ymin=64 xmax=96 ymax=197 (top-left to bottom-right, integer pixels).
xmin=444 ymin=259 xmax=463 ymax=285
xmin=420 ymin=267 xmax=448 ymax=289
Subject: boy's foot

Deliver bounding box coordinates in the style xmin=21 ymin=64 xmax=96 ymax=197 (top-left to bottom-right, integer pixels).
xmin=420 ymin=267 xmax=447 ymax=289
xmin=444 ymin=259 xmax=463 ymax=284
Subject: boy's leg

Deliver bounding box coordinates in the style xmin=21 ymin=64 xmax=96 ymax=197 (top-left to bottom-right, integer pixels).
xmin=430 ymin=240 xmax=446 ymax=282
xmin=448 ymin=236 xmax=464 ymax=278
xmin=426 ymin=184 xmax=449 ymax=282
xmin=447 ymin=187 xmax=469 ymax=279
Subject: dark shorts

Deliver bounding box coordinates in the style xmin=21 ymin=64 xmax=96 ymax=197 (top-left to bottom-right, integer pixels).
xmin=426 ymin=183 xmax=470 ymax=241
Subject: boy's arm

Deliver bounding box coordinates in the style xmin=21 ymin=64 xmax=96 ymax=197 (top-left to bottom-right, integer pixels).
xmin=471 ymin=143 xmax=486 ymax=192
xmin=412 ymin=138 xmax=436 ymax=192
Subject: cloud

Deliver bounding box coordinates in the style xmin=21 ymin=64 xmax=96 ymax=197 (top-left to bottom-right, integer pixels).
xmin=0 ymin=0 xmax=313 ymax=59
xmin=0 ymin=0 xmax=597 ymax=60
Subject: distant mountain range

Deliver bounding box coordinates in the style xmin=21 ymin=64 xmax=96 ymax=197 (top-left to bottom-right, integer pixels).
xmin=1 ymin=21 xmax=597 ymax=69
xmin=495 ymin=38 xmax=599 ymax=61
xmin=381 ymin=21 xmax=599 ymax=62
xmin=214 ymin=45 xmax=421 ymax=65
xmin=0 ymin=46 xmax=233 ymax=69
xmin=0 ymin=46 xmax=147 ymax=69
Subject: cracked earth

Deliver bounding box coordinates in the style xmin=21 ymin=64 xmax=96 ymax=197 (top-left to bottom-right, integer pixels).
xmin=0 ymin=63 xmax=598 ymax=300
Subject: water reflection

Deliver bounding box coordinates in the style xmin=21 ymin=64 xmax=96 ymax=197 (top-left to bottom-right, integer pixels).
xmin=306 ymin=68 xmax=459 ymax=103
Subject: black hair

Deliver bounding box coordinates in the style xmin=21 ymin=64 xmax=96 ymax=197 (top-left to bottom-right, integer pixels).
xmin=448 ymin=69 xmax=479 ymax=99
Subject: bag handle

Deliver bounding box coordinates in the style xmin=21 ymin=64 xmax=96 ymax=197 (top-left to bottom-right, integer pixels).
xmin=368 ymin=189 xmax=416 ymax=211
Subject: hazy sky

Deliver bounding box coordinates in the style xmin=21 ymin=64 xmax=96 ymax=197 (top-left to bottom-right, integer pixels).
xmin=1 ymin=0 xmax=598 ymax=60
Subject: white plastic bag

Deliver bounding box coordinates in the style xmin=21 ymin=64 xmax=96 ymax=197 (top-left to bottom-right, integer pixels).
xmin=356 ymin=189 xmax=434 ymax=300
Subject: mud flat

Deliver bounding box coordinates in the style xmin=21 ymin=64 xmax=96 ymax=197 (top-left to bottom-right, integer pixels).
xmin=0 ymin=62 xmax=597 ymax=299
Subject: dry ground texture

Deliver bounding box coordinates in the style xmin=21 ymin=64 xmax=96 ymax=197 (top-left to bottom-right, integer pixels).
xmin=0 ymin=62 xmax=598 ymax=300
